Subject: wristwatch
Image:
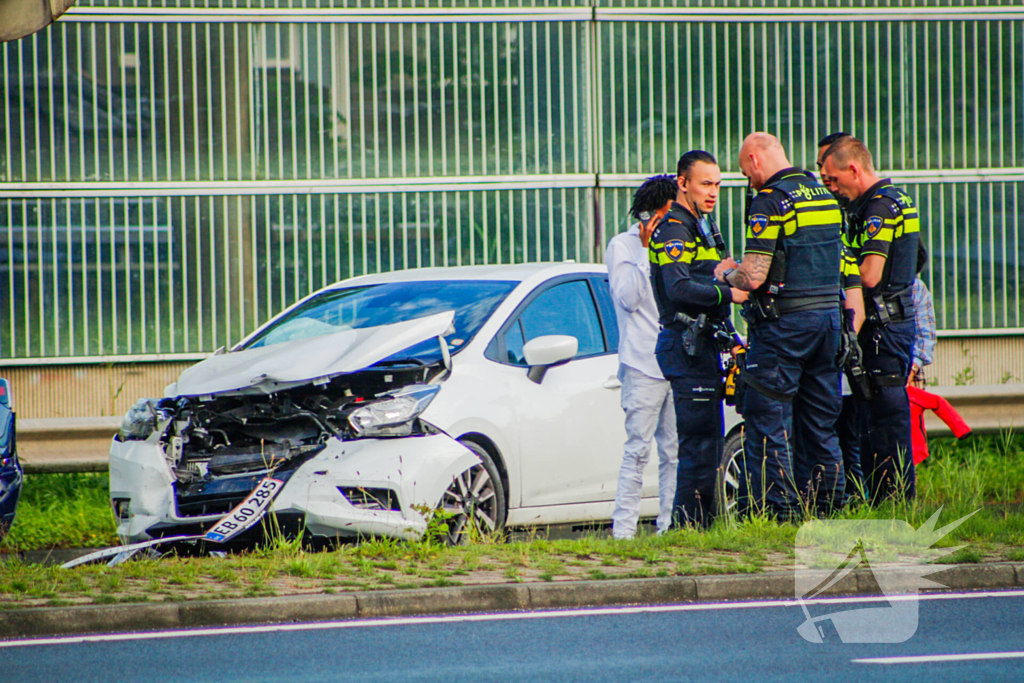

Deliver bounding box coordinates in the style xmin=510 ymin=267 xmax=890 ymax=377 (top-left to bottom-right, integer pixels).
xmin=722 ymin=267 xmax=736 ymax=283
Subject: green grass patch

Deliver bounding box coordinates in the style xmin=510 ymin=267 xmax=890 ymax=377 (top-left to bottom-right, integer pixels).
xmin=0 ymin=430 xmax=1019 ymax=610
xmin=3 ymin=473 xmax=118 ymax=551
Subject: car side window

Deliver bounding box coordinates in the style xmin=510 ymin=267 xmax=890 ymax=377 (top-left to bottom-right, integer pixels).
xmin=590 ymin=276 xmax=620 ymax=353
xmin=504 ymin=280 xmax=604 ymax=366
xmin=504 ymin=320 xmax=527 ymax=365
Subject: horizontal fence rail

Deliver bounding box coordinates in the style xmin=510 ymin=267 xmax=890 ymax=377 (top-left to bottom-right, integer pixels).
xmin=56 ymin=7 xmax=1024 ymax=23
xmin=1 ymin=3 xmax=1022 ymax=361
xmin=6 ymin=168 xmax=1024 ymax=197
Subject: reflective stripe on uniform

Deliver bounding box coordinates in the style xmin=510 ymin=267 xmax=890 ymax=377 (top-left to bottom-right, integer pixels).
xmin=650 ymin=240 xmax=720 ymax=266
xmin=748 ymin=175 xmax=841 ymax=241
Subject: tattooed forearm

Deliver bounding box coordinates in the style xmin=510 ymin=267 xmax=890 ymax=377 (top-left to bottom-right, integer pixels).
xmin=727 ymin=253 xmax=772 ymax=291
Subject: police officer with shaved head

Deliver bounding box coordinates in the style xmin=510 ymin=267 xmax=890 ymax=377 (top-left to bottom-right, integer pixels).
xmin=821 ymin=136 xmax=921 ymax=503
xmin=715 ymin=133 xmax=845 ymax=519
xmin=649 ymin=151 xmax=747 ymax=528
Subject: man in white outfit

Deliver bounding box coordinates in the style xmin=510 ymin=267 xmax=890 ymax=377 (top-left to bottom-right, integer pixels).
xmin=606 ymin=175 xmax=679 ymax=539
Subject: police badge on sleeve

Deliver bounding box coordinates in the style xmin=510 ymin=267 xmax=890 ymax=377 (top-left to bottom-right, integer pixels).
xmin=749 ymin=214 xmax=769 ymax=237
xmin=866 ymin=216 xmax=884 ymax=238
xmin=665 ymin=239 xmax=686 ymax=262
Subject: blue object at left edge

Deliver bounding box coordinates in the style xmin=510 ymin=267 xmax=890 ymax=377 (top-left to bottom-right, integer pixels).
xmin=0 ymin=378 xmax=24 ymax=540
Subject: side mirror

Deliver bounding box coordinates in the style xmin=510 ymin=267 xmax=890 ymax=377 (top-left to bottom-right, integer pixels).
xmin=523 ymin=335 xmax=578 ymax=384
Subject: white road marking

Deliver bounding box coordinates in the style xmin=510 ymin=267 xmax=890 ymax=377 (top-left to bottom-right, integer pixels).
xmin=1 ymin=589 xmax=1022 ymax=649
xmin=854 ymin=651 xmax=1024 ymax=665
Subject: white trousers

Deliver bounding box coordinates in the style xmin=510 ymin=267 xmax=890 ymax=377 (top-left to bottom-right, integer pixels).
xmin=611 ymin=365 xmax=678 ymax=538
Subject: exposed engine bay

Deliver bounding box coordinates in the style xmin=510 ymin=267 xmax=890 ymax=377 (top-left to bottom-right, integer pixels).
xmin=118 ymin=362 xmax=447 ymax=521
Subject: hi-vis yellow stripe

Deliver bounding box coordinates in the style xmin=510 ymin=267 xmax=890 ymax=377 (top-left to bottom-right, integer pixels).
xmin=841 ymin=252 xmax=860 ymax=278
xmin=654 ymin=245 xmax=719 ymax=266
xmin=796 ymin=199 xmax=838 ymax=209
xmin=797 ymin=208 xmax=842 ymax=227
xmin=695 ymin=246 xmax=720 ymax=262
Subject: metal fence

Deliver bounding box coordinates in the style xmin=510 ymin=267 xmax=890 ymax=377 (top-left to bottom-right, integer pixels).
xmin=2 ymin=1 xmax=1022 ymax=359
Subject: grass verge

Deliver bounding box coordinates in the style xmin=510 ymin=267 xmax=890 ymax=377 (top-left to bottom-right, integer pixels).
xmin=0 ymin=433 xmax=1020 ymax=609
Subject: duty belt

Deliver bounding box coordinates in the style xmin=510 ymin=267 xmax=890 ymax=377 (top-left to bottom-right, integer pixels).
xmin=866 ymin=286 xmax=915 ymax=325
xmin=742 ymin=293 xmax=839 ymax=326
xmin=775 ymin=294 xmax=841 ymax=314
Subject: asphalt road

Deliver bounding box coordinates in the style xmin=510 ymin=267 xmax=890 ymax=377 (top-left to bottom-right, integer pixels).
xmin=3 ymin=590 xmax=1023 ymax=682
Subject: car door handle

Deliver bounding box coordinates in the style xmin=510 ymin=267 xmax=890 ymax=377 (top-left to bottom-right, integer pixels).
xmin=603 ymin=376 xmax=622 ymax=390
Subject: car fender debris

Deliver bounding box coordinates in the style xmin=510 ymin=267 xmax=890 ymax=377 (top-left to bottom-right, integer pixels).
xmin=61 ymin=477 xmax=284 ymax=568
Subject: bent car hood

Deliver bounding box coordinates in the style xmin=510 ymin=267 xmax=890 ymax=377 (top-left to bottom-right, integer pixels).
xmin=169 ymin=310 xmax=455 ymax=397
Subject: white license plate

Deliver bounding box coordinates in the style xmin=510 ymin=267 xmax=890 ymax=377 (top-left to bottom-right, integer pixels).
xmin=203 ymin=477 xmax=285 ymax=543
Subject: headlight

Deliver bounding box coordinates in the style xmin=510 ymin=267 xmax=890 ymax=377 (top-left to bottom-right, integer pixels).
xmin=348 ymin=385 xmax=440 ymax=437
xmin=119 ymin=399 xmax=158 ymax=441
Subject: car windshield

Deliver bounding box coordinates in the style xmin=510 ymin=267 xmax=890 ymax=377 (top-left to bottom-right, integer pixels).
xmin=241 ymin=280 xmax=518 ymax=362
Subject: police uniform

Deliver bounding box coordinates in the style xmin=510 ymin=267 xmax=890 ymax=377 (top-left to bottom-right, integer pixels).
xmin=738 ymin=169 xmax=844 ymax=519
xmin=835 ymin=247 xmax=865 ymax=502
xmin=846 ymin=179 xmax=920 ymax=502
xmin=649 ymin=202 xmax=732 ymax=528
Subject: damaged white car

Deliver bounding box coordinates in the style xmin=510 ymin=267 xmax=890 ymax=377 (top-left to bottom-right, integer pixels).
xmin=110 ymin=262 xmax=742 ymax=547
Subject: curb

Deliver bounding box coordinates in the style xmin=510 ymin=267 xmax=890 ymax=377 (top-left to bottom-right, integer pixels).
xmin=2 ymin=562 xmax=1023 ymax=640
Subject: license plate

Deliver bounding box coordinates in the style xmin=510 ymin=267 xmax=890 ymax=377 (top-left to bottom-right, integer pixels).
xmin=203 ymin=477 xmax=285 ymax=543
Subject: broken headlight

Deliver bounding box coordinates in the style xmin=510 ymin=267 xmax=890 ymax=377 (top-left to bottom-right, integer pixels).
xmin=348 ymin=384 xmax=440 ymax=437
xmin=119 ymin=399 xmax=158 ymax=441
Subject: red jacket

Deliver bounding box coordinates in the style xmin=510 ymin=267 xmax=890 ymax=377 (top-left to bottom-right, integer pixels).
xmin=908 ymin=386 xmax=972 ymax=465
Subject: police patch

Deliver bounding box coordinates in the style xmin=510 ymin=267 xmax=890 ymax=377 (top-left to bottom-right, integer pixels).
xmin=866 ymin=215 xmax=884 ymax=238
xmin=665 ymin=239 xmax=686 ymax=262
xmin=749 ymin=214 xmax=769 ymax=237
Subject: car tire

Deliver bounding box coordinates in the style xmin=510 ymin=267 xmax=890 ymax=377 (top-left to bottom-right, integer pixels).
xmin=719 ymin=428 xmax=744 ymax=518
xmin=436 ymin=440 xmax=507 ymax=545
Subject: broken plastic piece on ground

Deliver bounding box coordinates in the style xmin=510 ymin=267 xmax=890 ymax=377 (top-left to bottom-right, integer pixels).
xmin=61 ymin=477 xmax=284 ymax=568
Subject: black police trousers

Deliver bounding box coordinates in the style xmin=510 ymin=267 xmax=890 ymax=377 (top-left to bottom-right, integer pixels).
xmin=859 ymin=318 xmax=916 ymax=503
xmin=739 ymin=309 xmax=844 ymax=519
xmin=837 ymin=395 xmax=865 ymax=503
xmin=655 ymin=326 xmax=723 ymax=529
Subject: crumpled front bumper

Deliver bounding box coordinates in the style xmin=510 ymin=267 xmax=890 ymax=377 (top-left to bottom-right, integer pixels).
xmin=109 ymin=432 xmax=480 ymax=544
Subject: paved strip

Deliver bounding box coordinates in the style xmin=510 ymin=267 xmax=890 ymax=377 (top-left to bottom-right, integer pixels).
xmin=3 ymin=589 xmax=1023 ymax=649
xmin=854 ymin=651 xmax=1024 ymax=665
xmin=2 ymin=563 xmax=1020 ymax=640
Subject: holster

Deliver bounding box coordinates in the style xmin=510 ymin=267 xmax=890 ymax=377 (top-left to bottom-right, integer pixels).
xmin=741 ymin=294 xmax=780 ymax=326
xmin=846 ymin=363 xmax=876 ymax=402
xmin=870 ymin=371 xmax=907 ymax=389
xmin=674 ymin=311 xmax=708 ymax=356
xmin=838 ymin=307 xmax=875 ymax=401
xmin=866 ymin=286 xmax=914 ymax=325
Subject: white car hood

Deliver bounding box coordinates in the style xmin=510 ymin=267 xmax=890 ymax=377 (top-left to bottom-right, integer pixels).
xmin=169 ymin=310 xmax=455 ymax=397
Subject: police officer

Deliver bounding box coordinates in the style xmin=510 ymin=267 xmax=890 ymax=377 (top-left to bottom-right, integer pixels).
xmin=649 ymin=151 xmax=746 ymax=528
xmin=818 ymin=131 xmax=867 ymax=503
xmin=821 ymin=136 xmax=920 ymax=503
xmin=715 ymin=133 xmax=844 ymax=519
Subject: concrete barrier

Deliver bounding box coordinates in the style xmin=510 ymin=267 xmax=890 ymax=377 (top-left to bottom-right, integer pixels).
xmin=13 ymin=384 xmax=1024 ymax=474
